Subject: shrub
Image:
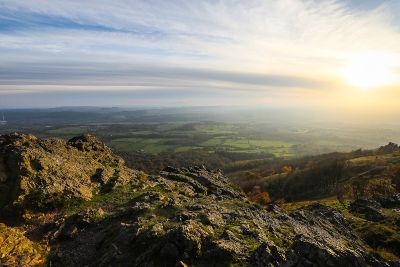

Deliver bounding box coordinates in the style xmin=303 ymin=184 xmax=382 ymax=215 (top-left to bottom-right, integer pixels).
xmin=247 ymin=186 xmax=271 ymax=205
xmin=364 ymin=178 xmax=396 ymax=201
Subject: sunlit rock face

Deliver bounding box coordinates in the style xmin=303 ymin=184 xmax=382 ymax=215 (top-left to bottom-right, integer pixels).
xmin=0 ymin=133 xmax=140 ymax=210
xmin=0 ymin=223 xmax=46 ymax=266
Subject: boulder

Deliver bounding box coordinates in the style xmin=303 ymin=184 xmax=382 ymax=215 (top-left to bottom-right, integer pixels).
xmin=349 ymin=199 xmax=385 ymax=222
xmin=379 ymin=194 xmax=400 ymax=209
xmin=0 ymin=223 xmax=47 ymax=267
xmin=0 ymin=133 xmax=140 ymax=212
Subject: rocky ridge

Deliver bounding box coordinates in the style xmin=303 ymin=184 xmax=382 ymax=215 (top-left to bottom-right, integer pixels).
xmin=0 ymin=133 xmax=399 ymax=266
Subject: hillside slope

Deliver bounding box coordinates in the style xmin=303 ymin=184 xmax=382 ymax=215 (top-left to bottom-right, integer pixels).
xmin=0 ymin=133 xmax=399 ymax=266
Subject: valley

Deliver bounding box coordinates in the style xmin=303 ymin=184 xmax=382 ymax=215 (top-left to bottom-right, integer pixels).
xmin=1 ymin=107 xmax=400 ymax=266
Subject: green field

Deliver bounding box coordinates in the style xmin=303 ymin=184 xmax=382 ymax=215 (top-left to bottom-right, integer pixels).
xmin=106 ymin=138 xmax=174 ymax=154
xmin=191 ymin=125 xmax=236 ymax=134
xmin=201 ymin=137 xmax=294 ymax=154
xmin=2 ymin=115 xmax=387 ymax=159
xmin=47 ymin=127 xmax=88 ymax=135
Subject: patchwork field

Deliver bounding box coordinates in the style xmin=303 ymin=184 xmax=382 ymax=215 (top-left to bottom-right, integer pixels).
xmin=2 ymin=107 xmax=398 ymax=159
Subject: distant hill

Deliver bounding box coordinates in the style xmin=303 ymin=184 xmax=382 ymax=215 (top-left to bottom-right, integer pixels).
xmin=229 ymin=143 xmax=400 ymax=202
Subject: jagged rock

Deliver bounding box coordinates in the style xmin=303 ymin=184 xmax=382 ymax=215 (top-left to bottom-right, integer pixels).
xmin=379 ymin=194 xmax=400 ymax=208
xmin=349 ymin=199 xmax=385 ymax=222
xmin=0 ymin=134 xmax=398 ymax=267
xmin=254 ymin=240 xmax=294 ymax=267
xmin=0 ymin=133 xmax=140 ymax=212
xmin=130 ymin=202 xmax=151 ymax=214
xmin=162 ymin=166 xmax=180 ymax=174
xmin=203 ymin=211 xmax=225 ymax=227
xmin=176 ymin=211 xmax=197 ymax=222
xmin=207 ymin=230 xmax=247 ymax=258
xmin=77 ymin=207 xmax=105 ymax=226
xmin=143 ymin=191 xmax=165 ymax=201
xmin=148 ymin=223 xmax=164 ymax=237
xmin=165 ymin=220 xmax=209 ymax=256
xmin=0 ymin=223 xmax=46 ymax=267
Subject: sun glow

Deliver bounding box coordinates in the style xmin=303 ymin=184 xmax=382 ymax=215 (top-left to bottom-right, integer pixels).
xmin=341 ymin=51 xmax=395 ymax=89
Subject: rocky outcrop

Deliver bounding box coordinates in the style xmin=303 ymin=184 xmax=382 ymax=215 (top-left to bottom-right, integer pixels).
xmin=0 ymin=134 xmax=399 ymax=267
xmin=348 ymin=197 xmax=400 ymax=260
xmin=48 ymin=166 xmax=398 ymax=267
xmin=379 ymin=194 xmax=400 ymax=209
xmin=0 ymin=223 xmax=46 ymax=267
xmin=349 ymin=199 xmax=385 ymax=222
xmin=0 ymin=133 xmax=140 ymax=212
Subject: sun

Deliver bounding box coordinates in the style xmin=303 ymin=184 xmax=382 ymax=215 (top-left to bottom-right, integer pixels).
xmin=341 ymin=51 xmax=395 ymax=89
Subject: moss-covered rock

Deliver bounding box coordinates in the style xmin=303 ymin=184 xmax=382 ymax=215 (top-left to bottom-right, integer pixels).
xmin=0 ymin=133 xmax=140 ymax=212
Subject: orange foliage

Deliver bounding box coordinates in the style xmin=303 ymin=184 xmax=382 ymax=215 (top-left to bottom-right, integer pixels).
xmin=273 ymin=198 xmax=285 ymax=205
xmin=281 ymin=166 xmax=292 ymax=173
xmin=245 ymin=171 xmax=262 ymax=179
xmin=247 ymin=185 xmax=271 ymax=205
xmin=262 ymin=168 xmax=275 ymax=176
xmin=364 ymin=178 xmax=396 ymax=201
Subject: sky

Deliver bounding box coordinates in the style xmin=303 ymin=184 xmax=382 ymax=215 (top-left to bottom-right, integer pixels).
xmin=1 ymin=0 xmax=400 ymax=114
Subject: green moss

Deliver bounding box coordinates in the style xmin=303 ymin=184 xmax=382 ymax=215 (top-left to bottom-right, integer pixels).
xmin=324 ymin=200 xmax=351 ymax=210
xmin=109 ymin=161 xmax=118 ymax=168
xmin=282 ymin=200 xmax=351 ymax=212
xmin=65 ymin=185 xmax=143 ymax=216
xmin=153 ymin=205 xmax=182 ymax=219
xmin=256 ymin=221 xmax=294 ymax=250
xmin=23 ymin=190 xmax=85 ymax=212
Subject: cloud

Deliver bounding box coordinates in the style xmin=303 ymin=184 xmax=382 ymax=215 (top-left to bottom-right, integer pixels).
xmin=0 ymin=0 xmax=400 ymax=108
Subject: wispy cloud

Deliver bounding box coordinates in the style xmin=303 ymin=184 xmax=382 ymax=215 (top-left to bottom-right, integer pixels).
xmin=0 ymin=0 xmax=400 ymax=108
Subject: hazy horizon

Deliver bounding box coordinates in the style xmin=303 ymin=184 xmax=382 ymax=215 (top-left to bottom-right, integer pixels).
xmin=1 ymin=0 xmax=400 ymax=116
xmin=1 ymin=105 xmax=400 ymax=126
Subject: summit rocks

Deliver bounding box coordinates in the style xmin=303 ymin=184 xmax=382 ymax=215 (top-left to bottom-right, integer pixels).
xmin=0 ymin=133 xmax=140 ymax=211
xmin=0 ymin=134 xmax=399 ymax=266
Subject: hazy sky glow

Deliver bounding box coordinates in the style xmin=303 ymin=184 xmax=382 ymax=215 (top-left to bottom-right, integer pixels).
xmin=1 ymin=0 xmax=400 ymax=111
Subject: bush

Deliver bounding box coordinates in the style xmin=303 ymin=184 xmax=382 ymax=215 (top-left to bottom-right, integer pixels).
xmin=247 ymin=186 xmax=271 ymax=205
xmin=364 ymin=178 xmax=396 ymax=201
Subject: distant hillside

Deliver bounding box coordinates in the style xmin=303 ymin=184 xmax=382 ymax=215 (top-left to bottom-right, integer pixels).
xmin=229 ymin=143 xmax=400 ymax=203
xmin=0 ymin=134 xmax=399 ymax=266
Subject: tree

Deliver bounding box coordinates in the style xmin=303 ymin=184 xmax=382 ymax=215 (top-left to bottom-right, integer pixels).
xmin=364 ymin=178 xmax=396 ymax=201
xmin=262 ymin=168 xmax=275 ymax=176
xmin=382 ymin=164 xmax=400 ymax=191
xmin=345 ymin=178 xmax=368 ymax=200
xmin=247 ymin=186 xmax=271 ymax=205
xmin=245 ymin=171 xmax=262 ymax=180
xmin=336 ymin=188 xmax=346 ymax=208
